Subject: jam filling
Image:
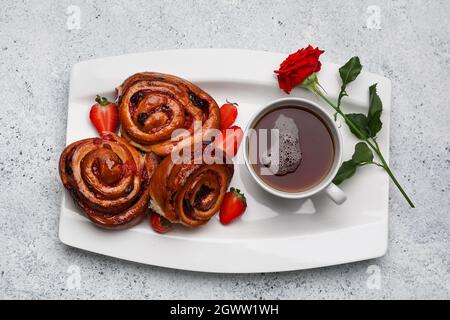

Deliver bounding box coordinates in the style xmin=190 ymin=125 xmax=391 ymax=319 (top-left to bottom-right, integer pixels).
xmin=188 ymin=91 xmax=209 ymax=111
xmin=193 ymin=185 xmax=214 ymax=210
xmin=183 ymin=112 xmax=193 ymax=129
xmin=129 ymin=91 xmax=145 ymax=116
xmin=120 ymin=160 xmax=136 ymax=179
xmin=137 ymin=112 xmax=149 ymax=126
xmin=130 ymin=91 xmax=145 ymax=105
xmin=141 ymin=168 xmax=149 ymax=185
xmin=138 ymin=105 xmax=174 ymax=133
xmin=92 ymin=159 xmax=100 ymax=177
xmin=183 ymin=198 xmax=194 ymax=216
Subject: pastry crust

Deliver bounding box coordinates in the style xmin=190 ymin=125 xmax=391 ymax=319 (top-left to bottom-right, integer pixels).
xmin=59 ymin=132 xmax=158 ymax=229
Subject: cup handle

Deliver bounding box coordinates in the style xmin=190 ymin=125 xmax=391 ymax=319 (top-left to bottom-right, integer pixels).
xmin=325 ymin=183 xmax=347 ymax=205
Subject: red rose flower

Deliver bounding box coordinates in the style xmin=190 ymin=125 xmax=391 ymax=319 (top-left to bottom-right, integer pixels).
xmin=275 ymin=45 xmax=324 ymax=94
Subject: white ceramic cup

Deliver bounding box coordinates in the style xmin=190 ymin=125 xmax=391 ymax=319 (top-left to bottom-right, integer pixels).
xmin=243 ymin=97 xmax=347 ymax=204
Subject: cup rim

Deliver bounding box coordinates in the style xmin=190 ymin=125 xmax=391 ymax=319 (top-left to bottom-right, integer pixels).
xmin=243 ymin=97 xmax=343 ymax=199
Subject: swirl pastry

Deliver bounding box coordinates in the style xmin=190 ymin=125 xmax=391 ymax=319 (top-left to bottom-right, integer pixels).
xmin=149 ymin=153 xmax=234 ymax=227
xmin=59 ymin=132 xmax=158 ymax=229
xmin=116 ymin=72 xmax=220 ymax=157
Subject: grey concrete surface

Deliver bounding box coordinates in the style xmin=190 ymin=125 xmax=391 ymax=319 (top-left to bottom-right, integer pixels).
xmin=0 ymin=0 xmax=449 ymax=299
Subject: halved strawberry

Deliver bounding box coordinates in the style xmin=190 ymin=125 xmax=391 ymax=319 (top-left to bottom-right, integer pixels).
xmin=219 ymin=187 xmax=247 ymax=225
xmin=89 ymin=95 xmax=119 ymax=135
xmin=219 ymin=101 xmax=238 ymax=129
xmin=213 ymin=125 xmax=243 ymax=158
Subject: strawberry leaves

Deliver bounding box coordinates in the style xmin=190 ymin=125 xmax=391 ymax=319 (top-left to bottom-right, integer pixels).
xmin=95 ymin=95 xmax=112 ymax=106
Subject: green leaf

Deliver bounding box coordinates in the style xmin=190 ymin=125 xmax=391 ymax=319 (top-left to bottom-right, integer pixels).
xmin=337 ymin=57 xmax=363 ymax=108
xmin=345 ymin=113 xmax=370 ymax=139
xmin=339 ymin=57 xmax=363 ymax=86
xmin=333 ymin=160 xmax=357 ymax=185
xmin=352 ymin=142 xmax=373 ymax=164
xmin=367 ymin=84 xmax=383 ymax=137
xmin=333 ymin=143 xmax=374 ymax=185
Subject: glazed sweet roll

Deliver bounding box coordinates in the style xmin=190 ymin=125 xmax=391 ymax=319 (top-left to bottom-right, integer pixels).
xmin=116 ymin=72 xmax=220 ymax=157
xmin=149 ymin=153 xmax=234 ymax=227
xmin=59 ymin=132 xmax=158 ymax=229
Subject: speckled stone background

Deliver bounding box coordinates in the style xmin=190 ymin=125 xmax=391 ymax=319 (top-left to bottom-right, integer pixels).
xmin=1 ymin=0 xmax=449 ymax=300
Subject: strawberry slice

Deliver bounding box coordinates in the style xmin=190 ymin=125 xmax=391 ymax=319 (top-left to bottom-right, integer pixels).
xmin=150 ymin=212 xmax=173 ymax=234
xmin=219 ymin=187 xmax=247 ymax=225
xmin=89 ymin=95 xmax=119 ymax=135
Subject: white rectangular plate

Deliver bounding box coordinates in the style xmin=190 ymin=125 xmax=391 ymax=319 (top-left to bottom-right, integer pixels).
xmin=59 ymin=49 xmax=390 ymax=273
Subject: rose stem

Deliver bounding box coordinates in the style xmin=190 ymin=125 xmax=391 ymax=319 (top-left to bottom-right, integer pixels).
xmin=310 ymin=85 xmax=415 ymax=208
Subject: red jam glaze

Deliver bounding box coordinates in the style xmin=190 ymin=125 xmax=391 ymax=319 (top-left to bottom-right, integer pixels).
xmin=120 ymin=160 xmax=137 ymax=179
